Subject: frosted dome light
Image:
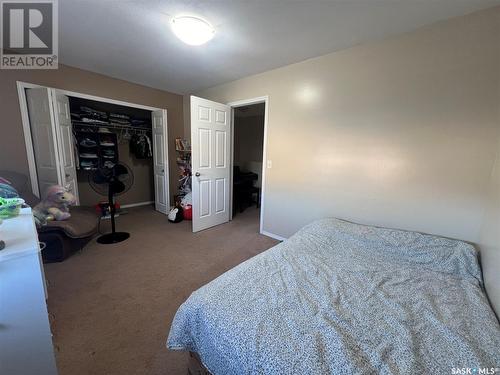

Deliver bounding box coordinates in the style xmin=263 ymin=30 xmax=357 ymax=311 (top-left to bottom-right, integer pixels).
xmin=171 ymin=16 xmax=215 ymax=46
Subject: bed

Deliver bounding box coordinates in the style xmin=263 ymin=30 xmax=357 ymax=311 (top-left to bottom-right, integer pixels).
xmin=167 ymin=218 xmax=500 ymax=374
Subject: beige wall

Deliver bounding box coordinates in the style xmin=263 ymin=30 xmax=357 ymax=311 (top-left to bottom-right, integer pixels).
xmin=197 ymin=8 xmax=499 ymax=241
xmin=478 ymin=135 xmax=500 ymax=316
xmin=478 ymin=49 xmax=500 ymax=315
xmin=0 ymin=64 xmax=183 ymax=204
xmin=197 ymin=8 xmax=500 ymax=309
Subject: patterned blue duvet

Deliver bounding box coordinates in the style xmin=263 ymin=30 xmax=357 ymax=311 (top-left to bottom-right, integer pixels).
xmin=167 ymin=218 xmax=500 ymax=374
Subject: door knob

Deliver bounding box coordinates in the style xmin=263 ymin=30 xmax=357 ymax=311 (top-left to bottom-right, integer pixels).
xmin=195 ymin=172 xmax=200 ymax=177
xmin=65 ymin=173 xmax=70 ymax=178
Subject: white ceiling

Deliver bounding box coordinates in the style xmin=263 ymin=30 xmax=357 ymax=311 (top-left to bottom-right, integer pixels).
xmin=59 ymin=0 xmax=500 ymax=94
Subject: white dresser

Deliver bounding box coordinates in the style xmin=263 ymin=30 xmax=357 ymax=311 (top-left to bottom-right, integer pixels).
xmin=0 ymin=208 xmax=58 ymax=375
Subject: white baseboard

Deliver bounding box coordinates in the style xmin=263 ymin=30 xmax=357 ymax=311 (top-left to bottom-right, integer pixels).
xmin=121 ymin=201 xmax=154 ymax=209
xmin=261 ymin=230 xmax=287 ymax=242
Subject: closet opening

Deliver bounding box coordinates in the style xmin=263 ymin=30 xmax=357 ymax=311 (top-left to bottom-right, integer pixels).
xmin=231 ymin=102 xmax=265 ymax=229
xmin=69 ymin=96 xmax=154 ymax=213
xmin=19 ymin=83 xmax=170 ymax=222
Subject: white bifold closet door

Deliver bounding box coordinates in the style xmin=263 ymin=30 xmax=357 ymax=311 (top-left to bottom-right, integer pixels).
xmin=152 ymin=109 xmax=169 ymax=214
xmin=52 ymin=91 xmax=79 ymax=203
xmin=26 ymin=88 xmax=79 ymax=202
xmin=190 ymin=96 xmax=231 ymax=232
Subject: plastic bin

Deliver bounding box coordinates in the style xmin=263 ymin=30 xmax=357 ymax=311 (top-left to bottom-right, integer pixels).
xmin=183 ymin=204 xmax=192 ymax=220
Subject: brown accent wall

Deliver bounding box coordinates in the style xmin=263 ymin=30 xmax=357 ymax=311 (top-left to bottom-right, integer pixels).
xmin=0 ymin=64 xmax=183 ymax=205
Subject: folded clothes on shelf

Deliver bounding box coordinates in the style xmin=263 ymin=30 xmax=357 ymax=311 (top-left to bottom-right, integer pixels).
xmin=103 ymin=161 xmax=115 ymax=169
xmin=80 ymin=160 xmax=97 ymax=169
xmin=110 ymin=119 xmax=132 ymax=126
xmin=109 ymin=113 xmax=130 ymax=120
xmin=81 ymin=117 xmax=109 ymax=125
xmin=72 ymin=106 xmax=151 ymax=136
xmin=99 ymin=134 xmax=115 ymax=143
xmin=79 ymin=153 xmax=98 ymax=158
xmin=131 ymin=119 xmax=147 ymax=126
xmin=109 ymin=113 xmax=131 ymax=126
xmin=79 ymin=138 xmax=97 ymax=147
xmin=80 ymin=106 xmax=108 ymax=120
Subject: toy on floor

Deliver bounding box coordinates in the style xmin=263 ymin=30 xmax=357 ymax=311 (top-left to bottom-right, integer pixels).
xmin=0 ymin=196 xmax=25 ymax=219
xmin=168 ymin=205 xmax=183 ymax=223
xmin=0 ymin=197 xmax=26 ymax=250
xmin=33 ymin=185 xmax=76 ymax=227
xmin=0 ymin=177 xmax=20 ymax=199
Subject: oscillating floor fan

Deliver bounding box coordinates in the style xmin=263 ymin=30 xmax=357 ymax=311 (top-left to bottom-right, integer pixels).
xmin=89 ymin=162 xmax=134 ymax=244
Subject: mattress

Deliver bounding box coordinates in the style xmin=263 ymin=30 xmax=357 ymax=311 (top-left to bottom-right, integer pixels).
xmin=167 ymin=218 xmax=500 ymax=374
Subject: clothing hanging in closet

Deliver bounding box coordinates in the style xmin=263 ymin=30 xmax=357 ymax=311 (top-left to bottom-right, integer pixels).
xmin=130 ymin=133 xmax=152 ymax=159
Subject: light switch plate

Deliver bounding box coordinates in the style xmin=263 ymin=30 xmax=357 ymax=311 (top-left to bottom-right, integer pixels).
xmin=267 ymin=160 xmax=272 ymax=169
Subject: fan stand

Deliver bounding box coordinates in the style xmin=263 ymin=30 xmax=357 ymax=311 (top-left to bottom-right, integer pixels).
xmin=97 ymin=179 xmax=130 ymax=244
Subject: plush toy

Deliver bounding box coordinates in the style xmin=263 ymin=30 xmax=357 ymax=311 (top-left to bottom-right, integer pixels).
xmin=0 ymin=177 xmax=20 ymax=199
xmin=33 ymin=185 xmax=76 ymax=225
xmin=168 ymin=205 xmax=183 ymax=223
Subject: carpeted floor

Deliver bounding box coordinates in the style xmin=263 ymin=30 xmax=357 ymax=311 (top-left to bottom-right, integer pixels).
xmin=44 ymin=206 xmax=278 ymax=375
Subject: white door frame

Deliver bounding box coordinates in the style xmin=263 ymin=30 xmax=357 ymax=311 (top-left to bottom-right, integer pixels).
xmin=227 ymin=96 xmax=269 ymax=236
xmin=17 ymin=81 xmax=170 ymax=209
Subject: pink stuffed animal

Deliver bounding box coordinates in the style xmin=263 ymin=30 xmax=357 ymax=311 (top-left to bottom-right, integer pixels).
xmin=34 ymin=185 xmax=76 ymax=222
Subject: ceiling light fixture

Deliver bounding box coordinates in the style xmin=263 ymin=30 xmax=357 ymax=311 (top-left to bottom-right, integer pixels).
xmin=171 ymin=16 xmax=215 ymax=46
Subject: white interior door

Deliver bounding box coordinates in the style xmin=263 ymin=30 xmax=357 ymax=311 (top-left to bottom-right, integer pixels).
xmin=51 ymin=90 xmax=79 ymax=204
xmin=152 ymin=109 xmax=169 ymax=214
xmin=191 ymin=96 xmax=231 ymax=232
xmin=25 ymin=88 xmax=62 ymax=197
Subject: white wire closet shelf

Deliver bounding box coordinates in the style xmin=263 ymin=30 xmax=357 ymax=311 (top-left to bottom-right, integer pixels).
xmin=72 ymin=121 xmax=152 ymax=133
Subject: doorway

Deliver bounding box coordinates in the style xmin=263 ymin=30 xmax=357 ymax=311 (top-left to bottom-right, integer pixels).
xmin=67 ymin=96 xmax=154 ymax=209
xmin=189 ymin=95 xmax=269 ymax=235
xmin=228 ymin=96 xmax=269 ymax=236
xmin=231 ymin=103 xmax=265 ymax=227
